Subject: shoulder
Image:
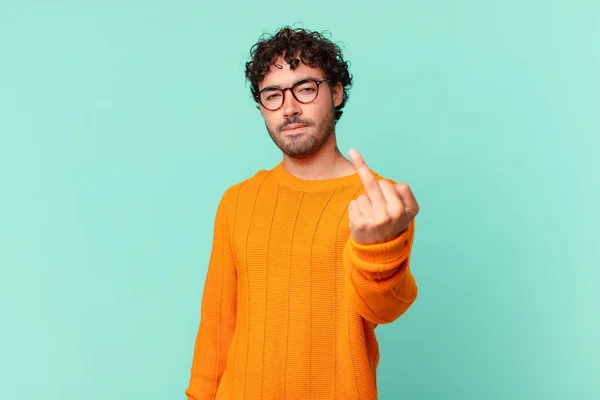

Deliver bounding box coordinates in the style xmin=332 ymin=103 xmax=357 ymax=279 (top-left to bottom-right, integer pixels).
xmin=222 ymin=168 xmax=271 ymax=200
xmin=215 ymin=168 xmax=272 ymax=214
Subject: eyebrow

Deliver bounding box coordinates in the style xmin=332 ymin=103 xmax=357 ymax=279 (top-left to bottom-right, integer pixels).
xmin=259 ymin=76 xmax=321 ymax=92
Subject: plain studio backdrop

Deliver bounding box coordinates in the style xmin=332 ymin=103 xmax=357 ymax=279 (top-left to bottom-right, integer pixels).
xmin=0 ymin=1 xmax=598 ymax=399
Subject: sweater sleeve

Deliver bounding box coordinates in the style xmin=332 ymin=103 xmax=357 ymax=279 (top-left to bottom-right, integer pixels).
xmin=185 ymin=194 xmax=237 ymax=400
xmin=343 ymin=219 xmax=418 ymax=325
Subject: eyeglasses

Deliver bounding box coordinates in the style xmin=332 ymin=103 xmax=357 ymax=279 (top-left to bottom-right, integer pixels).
xmin=256 ymin=78 xmax=331 ymax=111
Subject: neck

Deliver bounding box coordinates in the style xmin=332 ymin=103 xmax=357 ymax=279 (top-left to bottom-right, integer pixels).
xmin=281 ymin=133 xmax=356 ymax=180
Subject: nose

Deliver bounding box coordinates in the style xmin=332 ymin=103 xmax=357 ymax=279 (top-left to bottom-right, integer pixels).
xmin=281 ymin=88 xmax=302 ymax=118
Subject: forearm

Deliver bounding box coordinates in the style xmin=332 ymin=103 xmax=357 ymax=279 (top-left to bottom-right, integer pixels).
xmin=186 ymin=287 xmax=236 ymax=399
xmin=344 ymin=220 xmax=418 ymax=324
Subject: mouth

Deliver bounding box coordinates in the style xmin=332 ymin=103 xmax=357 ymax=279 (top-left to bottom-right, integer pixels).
xmin=282 ymin=123 xmax=309 ymax=132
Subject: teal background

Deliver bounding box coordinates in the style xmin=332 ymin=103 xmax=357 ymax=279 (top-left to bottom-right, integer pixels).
xmin=1 ymin=1 xmax=598 ymax=399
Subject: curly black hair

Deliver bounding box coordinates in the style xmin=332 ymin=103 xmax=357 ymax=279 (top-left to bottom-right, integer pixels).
xmin=245 ymin=26 xmax=353 ymax=121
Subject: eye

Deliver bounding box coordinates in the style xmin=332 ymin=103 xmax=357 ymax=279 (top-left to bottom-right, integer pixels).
xmin=267 ymin=93 xmax=281 ymax=100
xmin=294 ymin=81 xmax=318 ymax=94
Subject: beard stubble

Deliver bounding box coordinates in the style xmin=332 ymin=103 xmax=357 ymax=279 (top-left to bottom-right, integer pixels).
xmin=266 ymin=106 xmax=336 ymax=159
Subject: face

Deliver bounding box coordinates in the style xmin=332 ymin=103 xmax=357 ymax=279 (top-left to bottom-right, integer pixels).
xmin=257 ymin=56 xmax=344 ymax=159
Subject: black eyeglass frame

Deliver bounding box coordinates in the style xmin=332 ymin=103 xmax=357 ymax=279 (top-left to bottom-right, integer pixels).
xmin=255 ymin=78 xmax=332 ymax=111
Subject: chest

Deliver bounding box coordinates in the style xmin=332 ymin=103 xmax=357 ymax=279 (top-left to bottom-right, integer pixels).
xmin=229 ymin=187 xmax=353 ymax=280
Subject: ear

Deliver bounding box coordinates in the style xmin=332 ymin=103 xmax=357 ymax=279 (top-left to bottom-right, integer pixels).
xmin=332 ymin=81 xmax=344 ymax=108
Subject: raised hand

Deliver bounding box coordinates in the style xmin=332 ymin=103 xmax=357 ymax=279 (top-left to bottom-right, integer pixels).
xmin=347 ymin=149 xmax=419 ymax=245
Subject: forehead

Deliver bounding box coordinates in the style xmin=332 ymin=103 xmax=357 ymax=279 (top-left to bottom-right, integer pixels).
xmin=259 ymin=55 xmax=325 ymax=90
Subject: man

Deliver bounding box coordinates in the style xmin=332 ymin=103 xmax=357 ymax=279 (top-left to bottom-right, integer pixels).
xmin=185 ymin=27 xmax=419 ymax=400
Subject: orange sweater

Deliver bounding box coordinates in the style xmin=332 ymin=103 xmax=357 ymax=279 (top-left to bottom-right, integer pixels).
xmin=185 ymin=162 xmax=418 ymax=400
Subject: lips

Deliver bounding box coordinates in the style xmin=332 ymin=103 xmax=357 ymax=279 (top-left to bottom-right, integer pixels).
xmin=283 ymin=123 xmax=308 ymax=131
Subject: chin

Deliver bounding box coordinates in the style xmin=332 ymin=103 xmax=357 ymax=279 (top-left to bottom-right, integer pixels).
xmin=284 ymin=148 xmax=317 ymax=159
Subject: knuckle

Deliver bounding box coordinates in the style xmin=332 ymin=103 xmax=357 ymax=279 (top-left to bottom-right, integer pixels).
xmin=388 ymin=207 xmax=403 ymax=219
xmin=354 ymin=221 xmax=366 ymax=231
xmin=376 ymin=215 xmax=392 ymax=225
xmin=379 ymin=179 xmax=392 ymax=187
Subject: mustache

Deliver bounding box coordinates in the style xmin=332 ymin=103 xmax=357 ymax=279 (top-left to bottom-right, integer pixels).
xmin=278 ymin=117 xmax=313 ymax=132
